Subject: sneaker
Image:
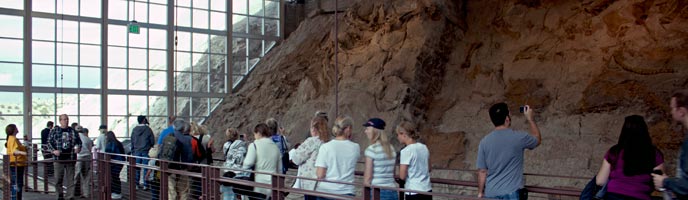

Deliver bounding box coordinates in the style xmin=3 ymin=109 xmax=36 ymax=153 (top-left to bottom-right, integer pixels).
xmin=143 ymin=186 xmax=150 ymax=191
xmin=111 ymin=193 xmax=123 ymax=199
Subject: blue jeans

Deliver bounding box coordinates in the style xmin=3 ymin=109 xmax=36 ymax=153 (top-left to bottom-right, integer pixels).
xmin=134 ymin=152 xmax=149 ymax=187
xmin=368 ymin=189 xmax=399 ymax=200
xmin=316 ymin=193 xmax=354 ymax=200
xmin=221 ymin=185 xmax=236 ymax=200
xmin=10 ymin=166 xmax=25 ymax=200
xmin=488 ymin=189 xmax=520 ymax=200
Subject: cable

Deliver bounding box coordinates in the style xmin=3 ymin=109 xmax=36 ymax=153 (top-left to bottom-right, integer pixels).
xmin=59 ymin=0 xmax=65 ymax=107
xmin=334 ymin=0 xmax=339 ymax=117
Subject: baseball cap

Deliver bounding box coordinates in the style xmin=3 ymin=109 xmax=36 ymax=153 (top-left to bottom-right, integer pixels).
xmin=98 ymin=125 xmax=107 ymax=130
xmin=362 ymin=118 xmax=386 ymax=130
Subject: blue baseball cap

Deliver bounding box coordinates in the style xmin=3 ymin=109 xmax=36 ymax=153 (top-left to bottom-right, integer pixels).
xmin=363 ymin=118 xmax=386 ymax=130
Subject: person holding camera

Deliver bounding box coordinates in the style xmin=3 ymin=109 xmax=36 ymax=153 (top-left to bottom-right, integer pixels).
xmin=476 ymin=103 xmax=541 ymax=199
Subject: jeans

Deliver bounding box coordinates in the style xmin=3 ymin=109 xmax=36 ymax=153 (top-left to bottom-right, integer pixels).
xmin=111 ymin=164 xmax=123 ymax=195
xmin=134 ymin=152 xmax=150 ymax=187
xmin=10 ymin=166 xmax=25 ymax=200
xmin=221 ymin=185 xmax=236 ymax=200
xmin=55 ymin=161 xmax=76 ymax=199
xmin=304 ymin=195 xmax=318 ymax=200
xmin=75 ymin=159 xmax=92 ymax=197
xmin=488 ymin=189 xmax=520 ymax=200
xmin=376 ymin=189 xmax=399 ymax=200
xmin=405 ymin=190 xmax=433 ymax=200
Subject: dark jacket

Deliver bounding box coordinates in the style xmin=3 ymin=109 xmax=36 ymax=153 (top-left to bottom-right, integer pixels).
xmin=106 ymin=140 xmax=125 ymax=174
xmin=173 ymin=131 xmax=195 ymax=165
xmin=131 ymin=124 xmax=155 ymax=154
xmin=664 ymin=136 xmax=688 ymax=198
xmin=48 ymin=126 xmax=82 ymax=160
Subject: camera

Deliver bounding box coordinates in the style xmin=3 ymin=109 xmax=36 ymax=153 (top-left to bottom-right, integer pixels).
xmin=519 ymin=106 xmax=527 ymax=113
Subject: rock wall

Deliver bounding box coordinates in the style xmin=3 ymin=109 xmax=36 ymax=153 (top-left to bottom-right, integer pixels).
xmin=205 ymin=0 xmax=688 ymax=189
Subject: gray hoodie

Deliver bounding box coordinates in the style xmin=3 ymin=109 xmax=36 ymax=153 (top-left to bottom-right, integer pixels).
xmin=131 ymin=124 xmax=155 ymax=154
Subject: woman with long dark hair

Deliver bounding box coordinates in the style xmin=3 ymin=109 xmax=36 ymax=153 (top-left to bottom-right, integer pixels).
xmin=105 ymin=131 xmax=125 ymax=199
xmin=596 ymin=115 xmax=664 ymax=200
xmin=6 ymin=124 xmax=27 ymax=200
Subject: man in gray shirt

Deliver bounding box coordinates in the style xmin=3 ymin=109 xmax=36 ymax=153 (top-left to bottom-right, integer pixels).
xmin=476 ymin=103 xmax=541 ymax=199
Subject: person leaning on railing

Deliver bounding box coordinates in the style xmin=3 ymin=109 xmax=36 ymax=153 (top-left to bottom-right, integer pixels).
xmin=291 ymin=115 xmax=330 ymax=200
xmin=396 ymin=121 xmax=432 ymax=200
xmin=362 ymin=118 xmax=398 ymax=200
xmin=221 ymin=128 xmax=247 ymax=200
xmin=242 ymin=123 xmax=282 ymax=198
xmin=6 ymin=124 xmax=27 ymax=200
xmin=315 ymin=115 xmax=361 ymax=199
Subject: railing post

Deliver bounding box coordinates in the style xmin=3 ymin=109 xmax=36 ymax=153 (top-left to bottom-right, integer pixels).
xmin=32 ymin=144 xmax=38 ymax=192
xmin=160 ymin=159 xmax=168 ymax=200
xmin=3 ymin=155 xmax=11 ymax=200
xmin=363 ymin=185 xmax=380 ymax=200
xmin=127 ymin=155 xmax=137 ymax=200
xmin=271 ymin=173 xmax=286 ymax=200
xmin=102 ymin=152 xmax=112 ymax=200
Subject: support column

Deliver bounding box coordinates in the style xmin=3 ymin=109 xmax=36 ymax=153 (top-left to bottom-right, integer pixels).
xmin=167 ymin=0 xmax=175 ymax=117
xmin=280 ymin=0 xmax=285 ymax=40
xmin=101 ymin=0 xmax=109 ymax=126
xmin=23 ymin=0 xmax=33 ymax=139
xmin=226 ymin=0 xmax=233 ymax=93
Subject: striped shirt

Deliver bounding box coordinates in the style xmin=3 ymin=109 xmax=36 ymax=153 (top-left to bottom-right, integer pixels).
xmin=364 ymin=142 xmax=397 ymax=187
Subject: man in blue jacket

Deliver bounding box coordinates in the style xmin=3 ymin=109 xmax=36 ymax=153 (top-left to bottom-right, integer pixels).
xmin=654 ymin=90 xmax=688 ymax=198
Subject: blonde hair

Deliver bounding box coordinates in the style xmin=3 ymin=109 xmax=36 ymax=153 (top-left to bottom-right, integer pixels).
xmin=226 ymin=128 xmax=239 ymax=141
xmin=396 ymin=121 xmax=420 ymax=140
xmin=312 ymin=116 xmax=330 ymax=142
xmin=332 ymin=115 xmax=353 ymax=137
xmin=265 ymin=118 xmax=279 ymax=136
xmin=190 ymin=122 xmax=200 ymax=136
xmin=369 ymin=127 xmax=394 ymax=159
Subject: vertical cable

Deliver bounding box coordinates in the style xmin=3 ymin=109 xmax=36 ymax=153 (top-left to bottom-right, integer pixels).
xmin=174 ymin=0 xmax=178 ymax=116
xmin=334 ymin=0 xmax=339 ymax=117
xmin=60 ymin=0 xmax=65 ymax=107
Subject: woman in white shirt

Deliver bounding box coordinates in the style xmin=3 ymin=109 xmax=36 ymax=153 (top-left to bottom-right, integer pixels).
xmin=315 ymin=115 xmax=360 ymax=199
xmin=396 ymin=121 xmax=432 ymax=200
xmin=291 ymin=116 xmax=330 ymax=200
xmin=363 ymin=118 xmax=398 ymax=200
xmin=242 ymin=123 xmax=282 ymax=197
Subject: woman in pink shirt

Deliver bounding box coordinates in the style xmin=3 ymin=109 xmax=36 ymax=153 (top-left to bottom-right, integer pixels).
xmin=596 ymin=115 xmax=664 ymax=200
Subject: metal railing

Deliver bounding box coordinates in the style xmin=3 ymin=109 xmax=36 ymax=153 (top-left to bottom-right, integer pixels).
xmin=1 ymin=145 xmax=586 ymax=200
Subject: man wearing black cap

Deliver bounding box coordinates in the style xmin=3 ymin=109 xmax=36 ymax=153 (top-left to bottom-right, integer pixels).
xmin=95 ymin=125 xmax=108 ymax=152
xmin=131 ymin=115 xmax=155 ymax=190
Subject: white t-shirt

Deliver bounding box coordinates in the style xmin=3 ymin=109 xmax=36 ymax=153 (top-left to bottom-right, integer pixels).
xmin=315 ymin=139 xmax=360 ymax=194
xmin=400 ymin=142 xmax=432 ymax=192
xmin=364 ymin=142 xmax=397 ymax=187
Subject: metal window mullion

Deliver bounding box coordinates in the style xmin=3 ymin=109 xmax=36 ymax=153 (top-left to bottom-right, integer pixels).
xmin=226 ymin=0 xmax=232 ymax=93
xmin=166 ymin=0 xmax=174 ymax=118
xmin=101 ymin=0 xmax=109 ymax=126
xmin=23 ymin=0 xmax=33 ymax=138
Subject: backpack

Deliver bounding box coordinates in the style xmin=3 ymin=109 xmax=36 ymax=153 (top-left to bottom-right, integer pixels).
xmin=191 ymin=134 xmax=213 ymax=165
xmin=158 ymin=133 xmax=177 ymax=161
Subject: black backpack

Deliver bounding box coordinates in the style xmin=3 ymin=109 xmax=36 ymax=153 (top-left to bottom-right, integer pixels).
xmin=158 ymin=133 xmax=177 ymax=161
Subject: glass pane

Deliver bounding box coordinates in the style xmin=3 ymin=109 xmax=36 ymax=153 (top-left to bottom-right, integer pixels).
xmin=192 ymin=53 xmax=206 ymax=71
xmin=248 ymin=17 xmax=262 ymax=35
xmin=79 ymin=94 xmax=101 ymax=115
xmin=248 ymin=39 xmax=263 ymax=58
xmin=177 ymin=0 xmax=190 ymax=7
xmin=265 ymin=19 xmax=279 ymax=37
xmin=265 ymin=40 xmax=277 ymax=53
xmin=80 ymin=0 xmax=101 ymax=18
xmin=149 ymin=96 xmax=167 ymax=116
xmin=33 ymin=18 xmax=55 ymax=40
xmin=175 ymin=96 xmax=189 ymax=116
xmin=175 ymin=72 xmax=191 ymax=92
xmin=128 ymin=48 xmax=147 ymax=69
xmin=248 ymin=57 xmax=259 ymax=71
xmin=0 ymin=15 xmax=23 ymax=38
xmin=176 ymin=31 xmax=191 ymax=51
xmin=128 ymin=69 xmax=147 ymax=90
xmin=150 ymin=0 xmax=167 ymax=4
xmin=32 ymin=65 xmax=55 ymax=87
xmin=32 ymin=93 xmax=55 ymax=115
xmin=175 ymin=51 xmax=191 ymax=71
xmin=150 ymin=4 xmax=167 ymax=25
xmin=233 ymin=15 xmax=247 ymax=33
xmin=108 ymin=25 xmax=127 ymax=46
xmin=175 ymin=6 xmax=191 ymax=27
xmin=55 ymin=66 xmax=78 ymax=88
xmin=149 ymin=50 xmax=166 ymax=70
xmin=108 ymin=46 xmax=126 ymax=67
xmin=56 ymin=93 xmax=78 ymax=115
xmin=107 ymin=115 xmax=127 ymax=137
xmin=57 ymin=0 xmax=78 ymax=16
xmin=34 ymin=0 xmax=55 ymax=13
xmin=80 ymin=44 xmax=101 ymax=66
xmin=193 ymin=9 xmax=209 ymax=29
xmin=209 ymin=36 xmax=226 ymax=54
xmin=128 ymin=95 xmax=147 ymax=115
xmin=210 ymin=98 xmax=222 ymax=109
xmin=232 ymin=0 xmax=247 ymax=14
xmin=80 ymin=67 xmax=101 ymax=89
xmin=195 ymin=0 xmax=209 ymax=9
xmin=209 ymin=54 xmax=225 ymax=72
xmin=128 ymin=28 xmax=148 ymax=48
xmin=211 ymin=0 xmax=226 ymax=12
xmin=192 ymin=73 xmax=209 ymax=92
xmin=249 ymin=0 xmax=263 ymax=16
xmin=232 ymin=56 xmax=247 ymax=75
xmin=56 ymin=43 xmax=78 ymax=65
xmin=148 ymin=70 xmax=167 ymax=91
xmin=0 ymin=39 xmax=23 ymax=62
xmin=191 ymin=97 xmax=209 ymax=116
xmin=0 ymin=63 xmax=22 ymax=86
xmin=109 ymin=0 xmax=127 ymax=20
xmin=149 ymin=28 xmax=166 ymax=49
xmin=107 ymin=68 xmax=127 ymax=89
xmin=192 ymin=33 xmax=209 ymax=52
xmin=266 ymin=1 xmax=279 ymax=18
xmin=78 ymin=116 xmax=101 ymax=135
xmin=56 ymin=20 xmax=78 ymax=42
xmin=33 ymin=41 xmax=55 ymax=64
xmin=211 ymin=11 xmax=226 ymax=30
xmin=210 ymin=73 xmax=225 ymax=93
xmin=232 ymin=75 xmax=243 ymax=87
xmin=232 ymin=37 xmax=246 ymax=57
xmin=147 ymin=116 xmax=167 ymax=134
xmin=107 ymin=95 xmax=127 ymax=115
xmin=80 ymin=22 xmax=101 ymax=44
xmin=132 ymin=2 xmax=148 ymax=23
